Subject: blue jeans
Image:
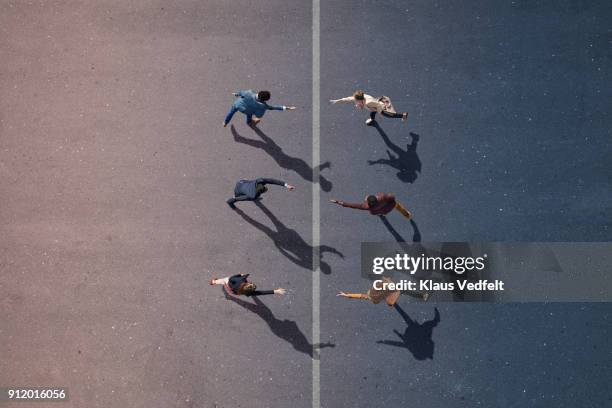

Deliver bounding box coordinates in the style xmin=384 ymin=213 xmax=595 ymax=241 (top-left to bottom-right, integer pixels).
xmin=224 ymin=106 xmax=253 ymax=125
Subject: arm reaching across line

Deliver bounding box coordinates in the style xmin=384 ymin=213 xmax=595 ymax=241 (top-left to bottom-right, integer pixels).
xmin=257 ymin=178 xmax=285 ymax=186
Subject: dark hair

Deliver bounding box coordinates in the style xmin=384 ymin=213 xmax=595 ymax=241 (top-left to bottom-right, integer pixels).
xmin=256 ymin=183 xmax=268 ymax=194
xmin=366 ymin=195 xmax=378 ymax=207
xmin=257 ymin=90 xmax=271 ymax=102
xmin=228 ymin=274 xmax=251 ymax=295
xmin=353 ymin=90 xmax=365 ymax=101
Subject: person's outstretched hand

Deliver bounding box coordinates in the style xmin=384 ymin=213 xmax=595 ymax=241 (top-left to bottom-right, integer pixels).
xmin=329 ymin=199 xmax=341 ymax=205
xmin=329 ymin=99 xmax=339 ymax=104
xmin=285 ymin=106 xmax=297 ymax=110
xmin=336 ymin=291 xmax=348 ymax=297
xmin=286 ymin=184 xmax=295 ymax=191
xmin=274 ymin=288 xmax=287 ymax=295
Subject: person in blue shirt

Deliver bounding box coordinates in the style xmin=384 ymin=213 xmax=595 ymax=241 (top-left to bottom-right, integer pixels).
xmin=227 ymin=177 xmax=295 ymax=208
xmin=223 ymin=89 xmax=296 ymax=127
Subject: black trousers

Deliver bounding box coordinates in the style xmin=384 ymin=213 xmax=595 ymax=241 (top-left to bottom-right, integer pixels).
xmin=370 ymin=110 xmax=404 ymax=120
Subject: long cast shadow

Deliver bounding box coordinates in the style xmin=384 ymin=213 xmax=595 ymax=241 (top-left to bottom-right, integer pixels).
xmin=377 ymin=304 xmax=440 ymax=360
xmin=233 ymin=200 xmax=343 ymax=274
xmin=223 ymin=288 xmax=335 ymax=357
xmin=379 ymin=215 xmax=422 ymax=243
xmin=369 ymin=124 xmax=422 ymax=184
xmin=231 ymin=125 xmax=333 ymax=192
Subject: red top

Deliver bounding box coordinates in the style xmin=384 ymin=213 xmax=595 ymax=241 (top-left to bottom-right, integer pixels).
xmin=340 ymin=193 xmax=397 ymax=215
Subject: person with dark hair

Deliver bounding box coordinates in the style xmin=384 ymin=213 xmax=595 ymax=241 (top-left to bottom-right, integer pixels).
xmin=227 ymin=177 xmax=295 ymax=208
xmin=210 ymin=274 xmax=286 ymax=296
xmin=329 ymin=192 xmax=412 ymax=219
xmin=223 ymin=89 xmax=296 ymax=127
xmin=330 ymin=89 xmax=408 ymax=126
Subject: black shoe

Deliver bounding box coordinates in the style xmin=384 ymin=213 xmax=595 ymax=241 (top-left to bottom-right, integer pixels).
xmin=227 ymin=201 xmax=236 ymax=209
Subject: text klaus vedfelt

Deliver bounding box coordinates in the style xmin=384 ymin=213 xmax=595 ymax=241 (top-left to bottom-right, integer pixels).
xmin=371 ymin=253 xmax=505 ymax=292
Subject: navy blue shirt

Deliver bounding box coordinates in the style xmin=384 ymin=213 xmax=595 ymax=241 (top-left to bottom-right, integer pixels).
xmin=233 ymin=90 xmax=285 ymax=118
xmin=234 ymin=178 xmax=286 ymax=199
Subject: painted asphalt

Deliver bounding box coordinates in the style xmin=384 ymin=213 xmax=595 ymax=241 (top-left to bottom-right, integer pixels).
xmin=1 ymin=1 xmax=610 ymax=407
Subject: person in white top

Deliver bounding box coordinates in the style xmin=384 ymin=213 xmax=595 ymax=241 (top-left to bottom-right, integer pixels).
xmin=330 ymin=90 xmax=408 ymax=126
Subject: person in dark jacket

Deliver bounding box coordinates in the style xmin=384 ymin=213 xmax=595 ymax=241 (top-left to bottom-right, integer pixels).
xmin=329 ymin=192 xmax=412 ymax=219
xmin=227 ymin=177 xmax=295 ymax=208
xmin=209 ymin=274 xmax=286 ymax=296
xmin=223 ymin=89 xmax=296 ymax=127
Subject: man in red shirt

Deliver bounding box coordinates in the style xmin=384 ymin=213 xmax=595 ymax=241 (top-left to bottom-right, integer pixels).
xmin=329 ymin=193 xmax=412 ymax=219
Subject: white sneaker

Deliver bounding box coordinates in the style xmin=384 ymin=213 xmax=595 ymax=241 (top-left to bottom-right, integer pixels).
xmin=365 ymin=118 xmax=374 ymax=125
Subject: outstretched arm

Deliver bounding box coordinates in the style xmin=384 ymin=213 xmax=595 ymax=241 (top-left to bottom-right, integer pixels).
xmin=266 ymin=103 xmax=296 ymax=111
xmin=329 ymin=199 xmax=368 ymax=210
xmin=210 ymin=276 xmax=230 ymax=286
xmin=330 ymin=96 xmax=355 ymax=104
xmin=337 ymin=292 xmax=368 ymax=299
xmin=257 ymin=177 xmax=285 ymax=186
xmin=247 ymin=288 xmax=287 ymax=296
xmin=257 ymin=178 xmax=295 ymax=190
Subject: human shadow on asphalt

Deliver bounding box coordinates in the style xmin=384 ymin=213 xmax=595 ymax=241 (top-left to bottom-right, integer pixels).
xmin=231 ymin=125 xmax=333 ymax=192
xmin=377 ymin=304 xmax=440 ymax=360
xmin=223 ymin=288 xmax=335 ymax=357
xmin=368 ymin=124 xmax=421 ymax=184
xmin=379 ymin=215 xmax=422 ymax=243
xmin=233 ymin=200 xmax=344 ymax=274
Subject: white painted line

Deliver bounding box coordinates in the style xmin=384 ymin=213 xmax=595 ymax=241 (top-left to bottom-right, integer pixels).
xmin=312 ymin=0 xmax=321 ymax=407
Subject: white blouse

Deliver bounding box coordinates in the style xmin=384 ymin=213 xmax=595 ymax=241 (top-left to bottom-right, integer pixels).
xmin=333 ymin=94 xmax=385 ymax=113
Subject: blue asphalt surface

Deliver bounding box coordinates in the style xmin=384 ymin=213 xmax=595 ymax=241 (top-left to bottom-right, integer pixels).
xmin=1 ymin=1 xmax=611 ymax=408
xmin=319 ymin=1 xmax=611 ymax=407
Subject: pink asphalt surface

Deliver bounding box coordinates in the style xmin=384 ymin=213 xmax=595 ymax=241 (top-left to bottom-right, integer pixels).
xmin=1 ymin=1 xmax=313 ymax=407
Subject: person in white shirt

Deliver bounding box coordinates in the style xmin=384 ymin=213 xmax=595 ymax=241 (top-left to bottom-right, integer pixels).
xmin=330 ymin=90 xmax=408 ymax=126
